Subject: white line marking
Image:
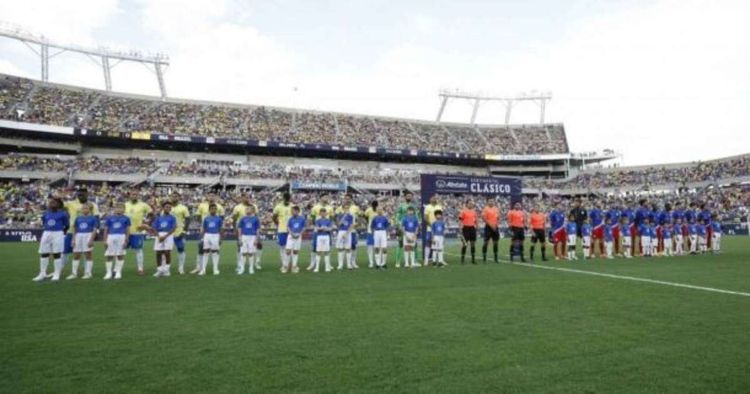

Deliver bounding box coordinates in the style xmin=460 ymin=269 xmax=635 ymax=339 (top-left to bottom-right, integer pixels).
xmin=444 ymin=252 xmax=750 ymax=297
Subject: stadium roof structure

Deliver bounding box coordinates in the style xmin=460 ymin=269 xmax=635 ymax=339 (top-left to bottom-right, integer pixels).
xmin=0 ymin=21 xmax=170 ymax=98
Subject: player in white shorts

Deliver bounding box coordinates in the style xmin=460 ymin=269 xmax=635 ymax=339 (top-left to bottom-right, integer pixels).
xmin=430 ymin=210 xmax=446 ymax=266
xmin=335 ymin=204 xmax=355 ymax=270
xmin=103 ymin=203 xmax=131 ymax=280
xmin=148 ymin=201 xmax=177 ymax=277
xmin=200 ymin=204 xmax=224 ymax=275
xmin=68 ymin=203 xmax=99 ymax=280
xmin=33 ymin=197 xmax=70 ymax=282
xmin=284 ymin=206 xmax=306 ymax=273
xmin=311 ymin=208 xmax=334 ymax=273
xmin=400 ymin=207 xmax=420 ymax=268
xmin=370 ymin=207 xmax=391 ymax=269
xmin=237 ymin=205 xmax=262 ymax=275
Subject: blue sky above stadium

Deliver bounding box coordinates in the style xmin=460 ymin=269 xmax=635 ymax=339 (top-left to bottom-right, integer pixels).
xmin=0 ymin=0 xmax=748 ymax=165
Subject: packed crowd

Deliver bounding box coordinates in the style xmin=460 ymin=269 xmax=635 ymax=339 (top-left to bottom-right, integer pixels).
xmin=0 ymin=74 xmax=569 ymax=155
xmin=1 ymin=154 xmax=429 ymax=184
xmin=527 ymin=156 xmax=750 ymax=190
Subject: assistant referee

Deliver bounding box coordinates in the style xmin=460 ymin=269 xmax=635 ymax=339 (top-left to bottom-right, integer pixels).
xmin=458 ymin=200 xmax=478 ymax=264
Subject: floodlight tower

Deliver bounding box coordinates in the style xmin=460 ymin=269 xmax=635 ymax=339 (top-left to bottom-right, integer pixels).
xmin=436 ymin=89 xmax=552 ymax=125
xmin=0 ymin=21 xmax=170 ymax=98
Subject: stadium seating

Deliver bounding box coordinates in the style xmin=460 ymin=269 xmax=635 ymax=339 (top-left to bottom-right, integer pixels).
xmin=0 ymin=74 xmax=569 ymax=155
xmin=527 ymin=155 xmax=750 ymax=191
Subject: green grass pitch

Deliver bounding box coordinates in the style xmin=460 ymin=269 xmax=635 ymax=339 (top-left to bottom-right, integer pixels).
xmin=2 ymin=237 xmax=750 ymax=393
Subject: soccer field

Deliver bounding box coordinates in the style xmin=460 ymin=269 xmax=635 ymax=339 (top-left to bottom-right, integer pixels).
xmin=2 ymin=237 xmax=750 ymax=393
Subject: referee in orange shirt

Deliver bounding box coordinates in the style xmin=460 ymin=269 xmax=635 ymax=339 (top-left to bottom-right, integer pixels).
xmin=507 ymin=202 xmax=527 ymax=262
xmin=481 ymin=198 xmax=500 ymax=263
xmin=459 ymin=200 xmax=478 ymax=264
xmin=529 ymin=207 xmax=548 ymax=261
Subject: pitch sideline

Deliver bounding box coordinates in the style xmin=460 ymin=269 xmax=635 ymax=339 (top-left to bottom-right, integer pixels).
xmin=443 ymin=252 xmax=750 ymax=298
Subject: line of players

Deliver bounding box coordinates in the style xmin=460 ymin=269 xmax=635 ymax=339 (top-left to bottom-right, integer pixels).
xmin=32 ymin=190 xmax=451 ymax=281
xmin=545 ymin=199 xmax=723 ymax=261
xmin=31 ymin=190 xmax=724 ymax=282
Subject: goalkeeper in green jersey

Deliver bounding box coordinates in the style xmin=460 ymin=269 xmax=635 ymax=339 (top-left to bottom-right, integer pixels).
xmin=395 ymin=192 xmax=419 ymax=267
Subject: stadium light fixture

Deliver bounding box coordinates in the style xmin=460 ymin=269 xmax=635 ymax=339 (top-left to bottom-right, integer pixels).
xmin=0 ymin=21 xmax=170 ymax=98
xmin=436 ymin=88 xmax=552 ymax=125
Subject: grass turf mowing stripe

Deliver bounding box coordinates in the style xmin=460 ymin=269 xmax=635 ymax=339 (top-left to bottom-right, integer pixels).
xmin=444 ymin=252 xmax=750 ymax=297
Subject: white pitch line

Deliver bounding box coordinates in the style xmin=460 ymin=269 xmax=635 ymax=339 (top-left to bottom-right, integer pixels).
xmin=443 ymin=252 xmax=750 ymax=297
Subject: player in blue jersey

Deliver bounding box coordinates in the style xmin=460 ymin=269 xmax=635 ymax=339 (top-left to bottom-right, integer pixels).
xmin=237 ymin=205 xmax=261 ymax=275
xmin=430 ymin=210 xmax=447 ymax=266
xmin=565 ymin=214 xmax=578 ymax=260
xmin=605 ymin=205 xmax=622 ymax=256
xmin=638 ymin=217 xmax=652 ymax=257
xmin=148 ymin=201 xmax=177 ymax=277
xmin=580 ymin=218 xmax=592 ymax=259
xmin=34 ymin=197 xmax=70 ymax=282
xmin=311 ymin=208 xmax=334 ymax=273
xmin=401 ymin=207 xmax=420 ymax=268
xmin=68 ymin=203 xmax=99 ymax=280
xmin=687 ymin=219 xmax=698 ymax=254
xmin=622 ymin=204 xmax=636 ymax=256
xmin=103 ymin=203 xmax=131 ymax=280
xmin=673 ymin=218 xmax=684 ymax=255
xmin=699 ymin=203 xmax=713 ymax=249
xmin=371 ymin=207 xmax=391 ymax=269
xmin=335 ymin=203 xmax=356 ymax=270
xmin=200 ymin=204 xmax=224 ymax=275
xmin=620 ymin=217 xmax=632 ymax=258
xmin=662 ymin=223 xmax=673 ymax=256
xmin=549 ymin=203 xmax=566 ymax=260
xmin=696 ymin=219 xmax=708 ymax=254
xmin=284 ymin=206 xmax=307 ymax=274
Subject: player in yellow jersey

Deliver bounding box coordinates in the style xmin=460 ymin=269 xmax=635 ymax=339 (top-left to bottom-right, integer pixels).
xmin=62 ymin=188 xmax=100 ymax=274
xmin=170 ymin=193 xmax=191 ymax=274
xmin=423 ymin=195 xmax=443 ymax=266
xmin=363 ymin=200 xmax=379 ymax=268
xmin=272 ymin=192 xmax=293 ymax=271
xmin=335 ymin=193 xmax=361 ymax=267
xmin=230 ymin=194 xmax=261 ymax=272
xmin=191 ymin=193 xmax=225 ymax=274
xmin=308 ymin=194 xmax=335 ymax=271
xmin=125 ymin=190 xmax=154 ymax=275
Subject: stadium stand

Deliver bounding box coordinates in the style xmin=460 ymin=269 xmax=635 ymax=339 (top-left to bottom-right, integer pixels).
xmin=0 ymin=73 xmax=568 ymax=156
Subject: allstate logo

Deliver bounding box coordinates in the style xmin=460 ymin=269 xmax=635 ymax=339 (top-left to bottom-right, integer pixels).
xmin=113 ymin=223 xmax=121 ymax=229
xmin=161 ymin=222 xmax=168 ymax=228
xmin=436 ymin=180 xmax=447 ymax=188
xmin=80 ymin=223 xmax=88 ymax=229
xmin=47 ymin=219 xmax=56 ymax=226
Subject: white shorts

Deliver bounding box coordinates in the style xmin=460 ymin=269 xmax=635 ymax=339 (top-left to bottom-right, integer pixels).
xmin=73 ymin=232 xmax=94 ymax=253
xmin=373 ymin=230 xmax=388 ymax=248
xmin=713 ymin=233 xmax=721 ymax=241
xmin=403 ymin=232 xmax=417 ymax=247
xmin=431 ymin=235 xmax=444 ymax=251
xmin=567 ymin=235 xmax=577 ymax=245
xmin=674 ymin=234 xmax=683 ymax=243
xmin=240 ymin=235 xmax=257 ymax=254
xmin=582 ymin=236 xmax=591 ymax=247
xmin=38 ymin=231 xmax=64 ymax=254
xmin=664 ymin=239 xmax=672 ymax=248
xmin=698 ymin=236 xmax=706 ymax=245
xmin=154 ymin=232 xmax=174 ymax=251
xmin=105 ymin=234 xmax=127 ymax=257
xmin=622 ymin=237 xmax=632 ymax=246
xmin=641 ymin=236 xmax=652 ymax=247
xmin=285 ymin=234 xmax=302 ymax=251
xmin=203 ymin=233 xmax=220 ymax=250
xmin=335 ymin=231 xmax=350 ymax=249
xmin=316 ymin=234 xmax=331 ymax=253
